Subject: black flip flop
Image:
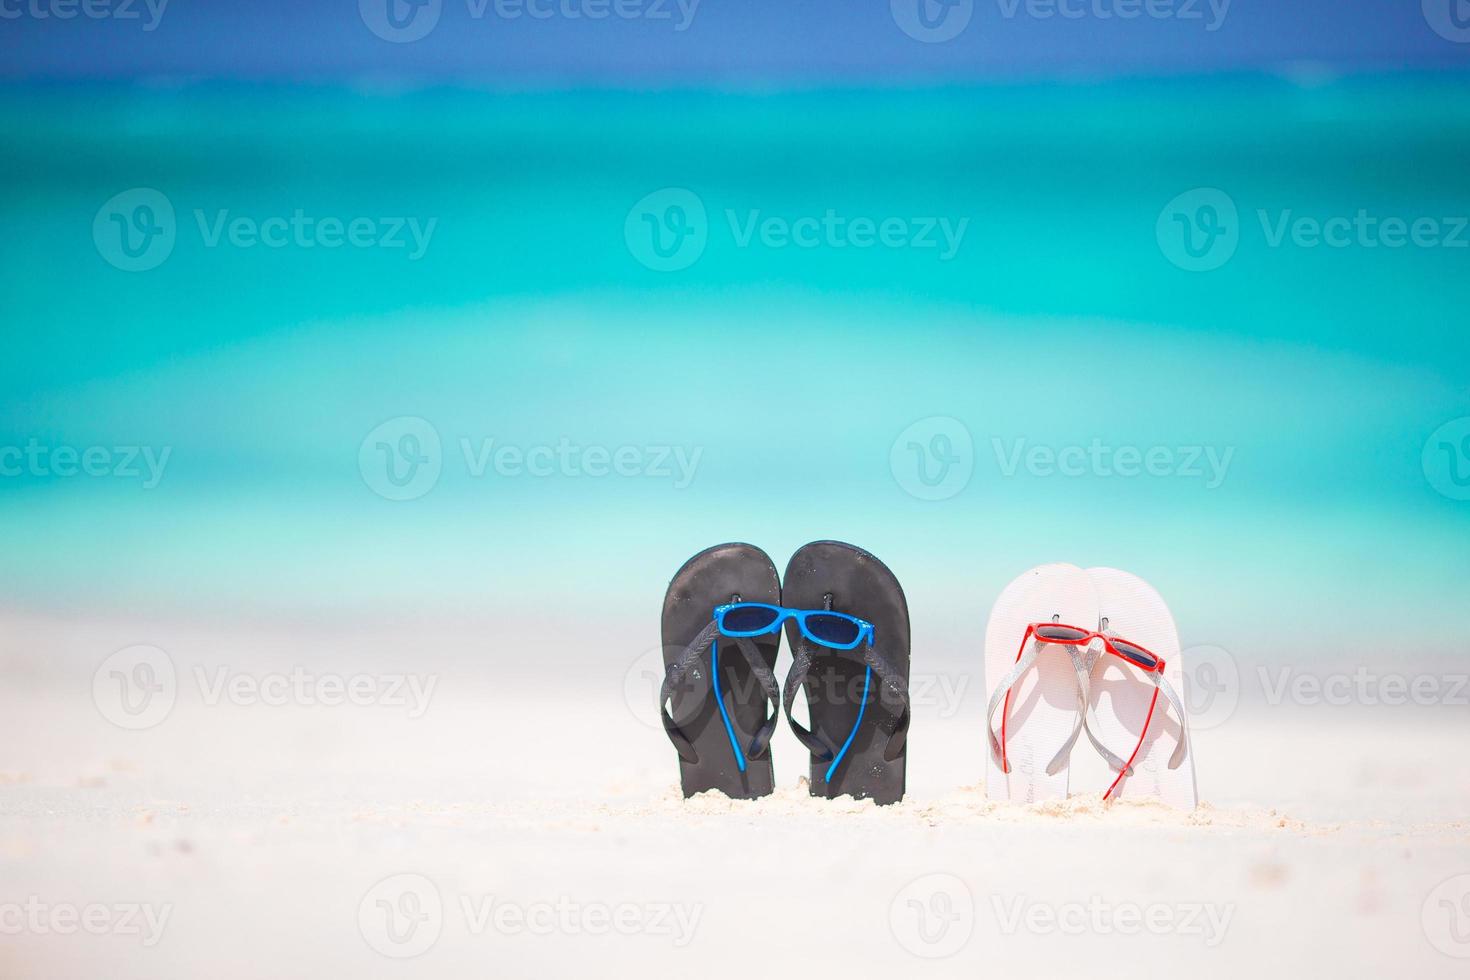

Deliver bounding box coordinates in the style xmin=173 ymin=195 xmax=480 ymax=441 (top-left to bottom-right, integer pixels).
xmin=782 ymin=540 xmax=911 ymax=805
xmin=660 ymin=542 xmax=782 ymax=799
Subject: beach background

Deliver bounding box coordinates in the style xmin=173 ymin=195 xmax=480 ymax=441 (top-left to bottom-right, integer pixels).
xmin=2 ymin=2 xmax=1470 ymax=978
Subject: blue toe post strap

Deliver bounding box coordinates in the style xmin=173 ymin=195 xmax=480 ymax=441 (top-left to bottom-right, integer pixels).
xmin=783 ymin=638 xmax=910 ymax=779
xmin=660 ymin=619 xmax=780 ymax=767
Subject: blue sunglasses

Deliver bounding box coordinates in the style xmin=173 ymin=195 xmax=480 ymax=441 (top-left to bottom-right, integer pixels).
xmin=713 ymin=602 xmax=875 ymax=651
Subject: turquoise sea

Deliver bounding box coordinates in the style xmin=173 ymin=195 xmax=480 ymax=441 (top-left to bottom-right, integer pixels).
xmin=1 ymin=76 xmax=1467 ymax=663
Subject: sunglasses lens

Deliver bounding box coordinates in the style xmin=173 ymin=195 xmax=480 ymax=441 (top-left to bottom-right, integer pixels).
xmin=1036 ymin=625 xmax=1090 ymax=643
xmin=720 ymin=604 xmax=780 ymax=634
xmin=1111 ymin=639 xmax=1158 ymax=669
xmin=805 ymin=613 xmax=862 ymax=647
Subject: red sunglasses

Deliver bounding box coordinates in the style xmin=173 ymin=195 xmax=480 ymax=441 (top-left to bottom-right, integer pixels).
xmin=1023 ymin=622 xmax=1166 ymax=674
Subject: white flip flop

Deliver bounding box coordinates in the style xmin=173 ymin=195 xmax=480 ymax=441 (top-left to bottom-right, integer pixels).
xmin=983 ymin=563 xmax=1099 ymax=802
xmin=1083 ymin=567 xmax=1198 ymax=810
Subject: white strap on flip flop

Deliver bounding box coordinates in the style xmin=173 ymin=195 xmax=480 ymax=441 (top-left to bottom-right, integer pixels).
xmin=987 ymin=630 xmax=1136 ymax=777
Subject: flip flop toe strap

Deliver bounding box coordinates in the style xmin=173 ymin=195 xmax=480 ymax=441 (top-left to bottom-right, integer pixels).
xmin=1086 ymin=651 xmax=1190 ymax=775
xmin=988 ymin=638 xmax=1116 ymax=776
xmin=661 ymin=620 xmax=780 ymax=765
xmin=782 ymin=643 xmax=840 ymax=762
xmin=1097 ymin=660 xmax=1191 ymax=799
xmin=783 ymin=639 xmax=910 ymax=765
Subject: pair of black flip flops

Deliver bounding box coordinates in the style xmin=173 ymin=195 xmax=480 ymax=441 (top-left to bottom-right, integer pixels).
xmin=659 ymin=540 xmax=911 ymax=805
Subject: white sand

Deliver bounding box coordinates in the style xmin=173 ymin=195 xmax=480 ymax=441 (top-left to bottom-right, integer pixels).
xmin=2 ymin=610 xmax=1468 ymax=978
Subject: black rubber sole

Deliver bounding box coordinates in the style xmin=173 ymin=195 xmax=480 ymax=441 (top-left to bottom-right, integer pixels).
xmin=661 ymin=542 xmax=780 ymax=799
xmin=783 ymin=540 xmax=910 ymax=805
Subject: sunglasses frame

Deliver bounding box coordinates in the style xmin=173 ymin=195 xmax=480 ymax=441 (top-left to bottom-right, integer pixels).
xmin=713 ymin=602 xmax=875 ymax=651
xmin=1027 ymin=621 xmax=1166 ymax=673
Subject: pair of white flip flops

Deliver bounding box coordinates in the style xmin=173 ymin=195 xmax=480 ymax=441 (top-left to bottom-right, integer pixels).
xmin=983 ymin=563 xmax=1197 ymax=810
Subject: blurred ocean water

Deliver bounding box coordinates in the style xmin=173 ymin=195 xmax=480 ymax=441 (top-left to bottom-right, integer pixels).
xmin=0 ymin=76 xmax=1467 ymax=661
